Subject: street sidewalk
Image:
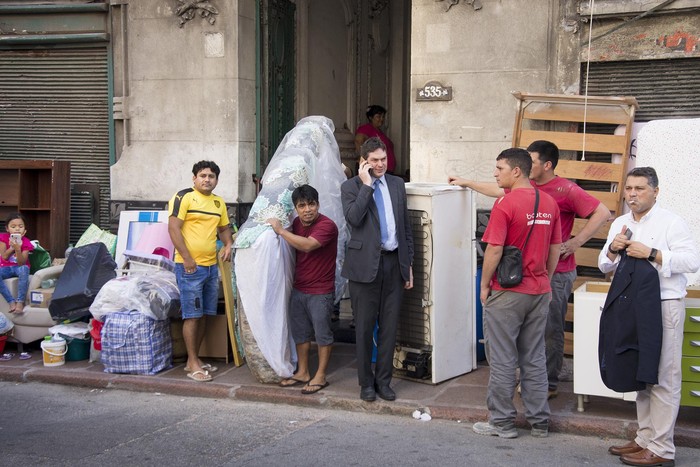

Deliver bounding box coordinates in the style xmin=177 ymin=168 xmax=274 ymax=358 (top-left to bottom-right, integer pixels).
xmin=1 ymin=340 xmax=698 ymax=448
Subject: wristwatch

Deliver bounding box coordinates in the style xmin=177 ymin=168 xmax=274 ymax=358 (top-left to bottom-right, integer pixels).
xmin=608 ymin=243 xmax=619 ymax=255
xmin=648 ymin=248 xmax=658 ymax=262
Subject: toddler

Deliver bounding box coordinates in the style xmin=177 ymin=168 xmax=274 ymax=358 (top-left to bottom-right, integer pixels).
xmin=0 ymin=213 xmax=34 ymax=314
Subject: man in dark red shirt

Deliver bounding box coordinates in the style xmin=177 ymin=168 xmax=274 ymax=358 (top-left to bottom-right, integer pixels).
xmin=267 ymin=184 xmax=339 ymax=395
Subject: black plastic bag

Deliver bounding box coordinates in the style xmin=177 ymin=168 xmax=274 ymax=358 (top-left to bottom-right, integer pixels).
xmin=49 ymin=242 xmax=117 ymax=321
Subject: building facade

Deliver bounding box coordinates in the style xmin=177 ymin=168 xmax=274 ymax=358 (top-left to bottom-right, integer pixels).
xmin=1 ymin=0 xmax=699 ymax=237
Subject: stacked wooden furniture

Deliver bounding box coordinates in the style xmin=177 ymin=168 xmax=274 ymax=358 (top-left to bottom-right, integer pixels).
xmin=511 ymin=92 xmax=639 ymax=354
xmin=0 ymin=160 xmax=70 ymax=257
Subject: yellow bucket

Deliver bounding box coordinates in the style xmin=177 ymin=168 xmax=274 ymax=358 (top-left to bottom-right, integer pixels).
xmin=41 ymin=337 xmax=67 ymax=367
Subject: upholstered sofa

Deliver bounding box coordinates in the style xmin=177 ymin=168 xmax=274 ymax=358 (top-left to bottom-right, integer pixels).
xmin=0 ymin=265 xmax=64 ymax=348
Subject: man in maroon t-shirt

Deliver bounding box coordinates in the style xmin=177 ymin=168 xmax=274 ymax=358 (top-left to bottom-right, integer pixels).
xmin=267 ymin=184 xmax=339 ymax=395
xmin=469 ymin=148 xmax=562 ymax=439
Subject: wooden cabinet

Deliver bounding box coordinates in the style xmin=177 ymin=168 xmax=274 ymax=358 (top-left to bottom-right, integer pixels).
xmin=0 ymin=160 xmax=70 ymax=256
xmin=575 ymin=282 xmax=700 ymax=410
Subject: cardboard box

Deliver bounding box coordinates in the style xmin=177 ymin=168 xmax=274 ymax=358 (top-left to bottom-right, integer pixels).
xmin=198 ymin=314 xmax=230 ymax=361
xmin=29 ymin=287 xmax=55 ymax=308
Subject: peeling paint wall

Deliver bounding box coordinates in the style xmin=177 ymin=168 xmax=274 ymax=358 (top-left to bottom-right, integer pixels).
xmin=582 ymin=12 xmax=700 ymax=62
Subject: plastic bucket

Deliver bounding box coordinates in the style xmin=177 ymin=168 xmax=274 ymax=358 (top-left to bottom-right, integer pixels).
xmin=41 ymin=337 xmax=67 ymax=367
xmin=60 ymin=333 xmax=91 ymax=362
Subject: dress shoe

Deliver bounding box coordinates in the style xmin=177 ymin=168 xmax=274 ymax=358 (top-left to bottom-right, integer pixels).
xmin=360 ymin=386 xmax=376 ymax=401
xmin=620 ymin=448 xmax=674 ymax=467
xmin=375 ymin=384 xmax=396 ymax=401
xmin=609 ymin=440 xmax=644 ymax=456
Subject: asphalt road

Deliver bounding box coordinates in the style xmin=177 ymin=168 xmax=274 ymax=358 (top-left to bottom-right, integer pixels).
xmin=1 ymin=381 xmax=697 ymax=466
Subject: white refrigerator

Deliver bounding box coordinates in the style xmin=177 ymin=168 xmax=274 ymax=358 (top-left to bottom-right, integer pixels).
xmin=395 ymin=183 xmax=477 ymax=384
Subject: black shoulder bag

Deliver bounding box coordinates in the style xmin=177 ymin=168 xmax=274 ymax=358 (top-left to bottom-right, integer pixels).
xmin=496 ymin=189 xmax=539 ymax=288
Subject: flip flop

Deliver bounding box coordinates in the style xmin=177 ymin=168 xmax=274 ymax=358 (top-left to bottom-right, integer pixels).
xmin=186 ymin=370 xmax=212 ymax=382
xmin=279 ymin=377 xmax=310 ymax=388
xmin=0 ymin=353 xmax=15 ymax=361
xmin=19 ymin=352 xmax=32 ymax=360
xmin=301 ymin=381 xmax=330 ymax=395
xmin=184 ymin=363 xmax=218 ymax=373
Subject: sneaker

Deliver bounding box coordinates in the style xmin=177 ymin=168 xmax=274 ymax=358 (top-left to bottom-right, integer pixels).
xmin=548 ymin=389 xmax=559 ymax=400
xmin=531 ymin=422 xmax=549 ymax=438
xmin=472 ymin=421 xmax=518 ymax=439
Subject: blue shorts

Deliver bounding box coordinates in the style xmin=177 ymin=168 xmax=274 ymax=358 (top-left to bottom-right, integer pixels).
xmin=289 ymin=289 xmax=334 ymax=346
xmin=175 ymin=263 xmax=219 ymax=319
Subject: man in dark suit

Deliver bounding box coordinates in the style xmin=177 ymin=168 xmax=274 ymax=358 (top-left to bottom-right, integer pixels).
xmin=341 ymin=136 xmax=414 ymax=402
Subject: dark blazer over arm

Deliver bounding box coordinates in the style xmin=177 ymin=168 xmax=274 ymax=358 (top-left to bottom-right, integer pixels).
xmin=598 ymin=254 xmax=663 ymax=393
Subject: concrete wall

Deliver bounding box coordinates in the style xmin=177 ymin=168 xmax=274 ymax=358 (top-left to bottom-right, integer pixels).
xmin=110 ymin=0 xmax=257 ymax=204
xmin=409 ymin=0 xmax=578 ymax=208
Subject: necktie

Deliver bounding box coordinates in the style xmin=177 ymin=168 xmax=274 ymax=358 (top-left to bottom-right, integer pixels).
xmin=373 ymin=179 xmax=389 ymax=245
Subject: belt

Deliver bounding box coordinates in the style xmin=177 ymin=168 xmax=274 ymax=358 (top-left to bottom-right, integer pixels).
xmin=380 ymin=249 xmax=397 ymax=256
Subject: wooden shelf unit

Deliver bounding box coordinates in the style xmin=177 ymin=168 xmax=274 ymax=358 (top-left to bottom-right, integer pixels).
xmin=0 ymin=160 xmax=70 ymax=256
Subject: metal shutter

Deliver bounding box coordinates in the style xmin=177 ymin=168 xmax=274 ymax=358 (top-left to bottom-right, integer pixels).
xmin=582 ymin=58 xmax=700 ymax=121
xmin=0 ymin=46 xmax=111 ymax=240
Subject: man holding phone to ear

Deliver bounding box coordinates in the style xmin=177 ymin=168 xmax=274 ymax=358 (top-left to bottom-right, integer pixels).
xmin=600 ymin=167 xmax=700 ymax=466
xmin=341 ymin=136 xmax=414 ymax=402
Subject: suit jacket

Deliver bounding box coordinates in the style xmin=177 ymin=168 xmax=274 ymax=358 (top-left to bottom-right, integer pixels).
xmin=340 ymin=174 xmax=414 ymax=283
xmin=598 ymin=253 xmax=663 ymax=393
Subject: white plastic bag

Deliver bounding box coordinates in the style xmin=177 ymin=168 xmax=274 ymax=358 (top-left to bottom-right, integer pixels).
xmin=90 ymin=271 xmax=180 ymax=321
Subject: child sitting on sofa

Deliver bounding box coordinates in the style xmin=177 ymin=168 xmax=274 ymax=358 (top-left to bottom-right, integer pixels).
xmin=0 ymin=213 xmax=34 ymax=314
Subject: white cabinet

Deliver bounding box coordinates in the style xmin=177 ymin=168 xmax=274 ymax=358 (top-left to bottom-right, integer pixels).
xmin=573 ymin=282 xmax=636 ymax=411
xmin=396 ymin=183 xmax=476 ymax=384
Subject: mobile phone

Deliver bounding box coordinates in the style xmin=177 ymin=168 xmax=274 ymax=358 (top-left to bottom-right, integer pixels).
xmin=624 ymin=228 xmax=633 ymax=240
xmin=359 ymin=156 xmax=375 ymax=177
xmin=10 ymin=233 xmax=21 ymax=243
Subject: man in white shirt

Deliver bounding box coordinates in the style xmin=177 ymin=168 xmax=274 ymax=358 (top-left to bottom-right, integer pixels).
xmin=600 ymin=167 xmax=700 ymax=467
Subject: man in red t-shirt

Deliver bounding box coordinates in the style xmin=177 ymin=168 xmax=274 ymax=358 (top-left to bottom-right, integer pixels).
xmin=267 ymin=184 xmax=338 ymax=395
xmin=468 ymin=148 xmax=562 ymax=439
xmin=449 ymin=140 xmax=610 ymax=398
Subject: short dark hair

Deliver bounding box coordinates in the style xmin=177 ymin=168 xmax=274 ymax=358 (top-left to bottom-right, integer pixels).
xmin=192 ymin=160 xmax=221 ymax=178
xmin=292 ymin=184 xmax=319 ymax=206
xmin=360 ymin=136 xmax=386 ymax=158
xmin=497 ymin=148 xmax=532 ymax=177
xmin=527 ymin=140 xmax=559 ymax=169
xmin=4 ymin=212 xmax=26 ymax=226
xmin=365 ymin=105 xmax=387 ymax=120
xmin=627 ymin=166 xmax=659 ymax=189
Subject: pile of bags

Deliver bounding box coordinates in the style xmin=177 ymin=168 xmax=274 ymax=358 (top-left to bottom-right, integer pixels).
xmin=90 ymin=267 xmax=180 ymax=376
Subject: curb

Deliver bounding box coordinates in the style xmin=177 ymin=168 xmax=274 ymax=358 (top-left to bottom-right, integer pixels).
xmin=2 ymin=366 xmax=699 ymax=449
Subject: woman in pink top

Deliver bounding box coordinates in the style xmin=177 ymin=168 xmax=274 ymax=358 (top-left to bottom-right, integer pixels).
xmin=355 ymin=105 xmax=396 ymax=174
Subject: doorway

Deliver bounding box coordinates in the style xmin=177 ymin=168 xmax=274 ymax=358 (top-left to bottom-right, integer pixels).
xmin=259 ymin=0 xmax=411 ymax=177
